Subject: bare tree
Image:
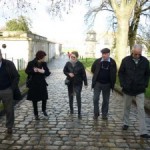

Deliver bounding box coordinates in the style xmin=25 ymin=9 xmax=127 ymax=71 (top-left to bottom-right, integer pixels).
xmin=137 ymin=25 xmax=150 ymax=52
xmin=85 ymin=0 xmax=150 ymax=66
xmin=129 ymin=0 xmax=150 ymax=51
xmin=0 ymin=0 xmax=38 ymax=16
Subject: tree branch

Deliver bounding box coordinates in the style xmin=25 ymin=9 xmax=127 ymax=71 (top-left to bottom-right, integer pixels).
xmin=141 ymin=0 xmax=149 ymax=7
xmin=141 ymin=6 xmax=150 ymax=12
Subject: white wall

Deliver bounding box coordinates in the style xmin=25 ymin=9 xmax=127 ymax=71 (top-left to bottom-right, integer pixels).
xmin=0 ymin=40 xmax=28 ymax=67
xmin=49 ymin=43 xmax=55 ymax=59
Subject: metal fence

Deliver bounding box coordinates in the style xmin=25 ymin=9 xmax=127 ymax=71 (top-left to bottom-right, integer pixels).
xmin=2 ymin=53 xmax=26 ymax=71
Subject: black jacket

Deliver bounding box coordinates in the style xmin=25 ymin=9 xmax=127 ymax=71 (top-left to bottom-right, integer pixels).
xmin=63 ymin=61 xmax=87 ymax=86
xmin=25 ymin=59 xmax=51 ymax=101
xmin=2 ymin=59 xmax=21 ymax=100
xmin=91 ymin=58 xmax=117 ymax=89
xmin=2 ymin=59 xmax=20 ymax=90
xmin=118 ymin=55 xmax=150 ymax=96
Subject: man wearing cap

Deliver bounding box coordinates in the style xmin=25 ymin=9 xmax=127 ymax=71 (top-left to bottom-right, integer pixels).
xmin=91 ymin=48 xmax=117 ymax=120
xmin=0 ymin=49 xmax=20 ymax=134
xmin=118 ymin=44 xmax=150 ymax=138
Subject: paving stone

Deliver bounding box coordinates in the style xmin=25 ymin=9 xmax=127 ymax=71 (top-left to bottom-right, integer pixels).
xmin=22 ymin=146 xmax=33 ymax=149
xmin=0 ymin=144 xmax=9 ymax=149
xmin=45 ymin=146 xmax=59 ymax=149
xmin=2 ymin=140 xmax=15 ymax=144
xmin=60 ymin=146 xmax=73 ymax=150
xmin=8 ymin=146 xmax=22 ymax=149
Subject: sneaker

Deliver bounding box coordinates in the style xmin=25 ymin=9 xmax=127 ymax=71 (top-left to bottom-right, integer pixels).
xmin=43 ymin=111 xmax=48 ymax=116
xmin=140 ymin=134 xmax=150 ymax=138
xmin=7 ymin=128 xmax=12 ymax=134
xmin=35 ymin=115 xmax=40 ymax=120
xmin=122 ymin=125 xmax=129 ymax=130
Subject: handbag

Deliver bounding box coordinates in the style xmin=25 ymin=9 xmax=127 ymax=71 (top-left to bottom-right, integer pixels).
xmin=65 ymin=78 xmax=70 ymax=85
xmin=26 ymin=76 xmax=32 ymax=88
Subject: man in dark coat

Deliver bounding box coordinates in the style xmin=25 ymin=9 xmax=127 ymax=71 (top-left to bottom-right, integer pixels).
xmin=91 ymin=48 xmax=117 ymax=120
xmin=0 ymin=49 xmax=20 ymax=134
xmin=118 ymin=44 xmax=150 ymax=138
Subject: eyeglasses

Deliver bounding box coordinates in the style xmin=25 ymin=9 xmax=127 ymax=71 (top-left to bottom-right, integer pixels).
xmin=71 ymin=56 xmax=76 ymax=59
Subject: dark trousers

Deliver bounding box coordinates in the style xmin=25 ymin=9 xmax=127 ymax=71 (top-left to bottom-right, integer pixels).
xmin=93 ymin=82 xmax=111 ymax=116
xmin=0 ymin=88 xmax=14 ymax=128
xmin=32 ymin=99 xmax=47 ymax=116
xmin=68 ymin=83 xmax=82 ymax=114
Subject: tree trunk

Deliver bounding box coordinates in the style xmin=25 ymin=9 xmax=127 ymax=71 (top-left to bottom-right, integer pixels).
xmin=115 ymin=17 xmax=130 ymax=68
xmin=110 ymin=0 xmax=136 ymax=68
xmin=128 ymin=30 xmax=136 ymax=52
xmin=128 ymin=2 xmax=141 ymax=52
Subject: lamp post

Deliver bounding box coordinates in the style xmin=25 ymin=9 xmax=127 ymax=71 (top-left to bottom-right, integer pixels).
xmin=2 ymin=44 xmax=6 ymax=59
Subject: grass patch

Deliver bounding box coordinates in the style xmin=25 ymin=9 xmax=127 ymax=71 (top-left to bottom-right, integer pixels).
xmin=19 ymin=70 xmax=27 ymax=86
xmin=81 ymin=58 xmax=150 ymax=99
xmin=0 ymin=103 xmax=4 ymax=111
xmin=79 ymin=58 xmax=96 ymax=71
xmin=145 ymin=81 xmax=150 ymax=99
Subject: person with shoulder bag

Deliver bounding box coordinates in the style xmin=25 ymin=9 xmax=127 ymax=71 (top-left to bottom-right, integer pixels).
xmin=0 ymin=49 xmax=20 ymax=134
xmin=25 ymin=50 xmax=51 ymax=120
xmin=63 ymin=51 xmax=88 ymax=118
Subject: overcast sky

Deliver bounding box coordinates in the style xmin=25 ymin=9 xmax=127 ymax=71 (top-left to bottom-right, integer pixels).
xmin=0 ymin=0 xmax=111 ymax=43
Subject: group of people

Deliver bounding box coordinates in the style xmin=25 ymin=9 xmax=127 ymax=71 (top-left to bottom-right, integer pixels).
xmin=64 ymin=44 xmax=150 ymax=138
xmin=0 ymin=49 xmax=51 ymax=133
xmin=0 ymin=44 xmax=150 ymax=138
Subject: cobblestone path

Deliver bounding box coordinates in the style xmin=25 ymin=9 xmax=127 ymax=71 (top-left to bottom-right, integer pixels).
xmin=0 ymin=56 xmax=150 ymax=150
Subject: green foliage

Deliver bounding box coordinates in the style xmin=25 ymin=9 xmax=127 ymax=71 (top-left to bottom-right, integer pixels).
xmin=79 ymin=58 xmax=96 ymax=71
xmin=18 ymin=70 xmax=27 ymax=86
xmin=145 ymin=81 xmax=150 ymax=99
xmin=0 ymin=103 xmax=4 ymax=111
xmin=6 ymin=16 xmax=31 ymax=32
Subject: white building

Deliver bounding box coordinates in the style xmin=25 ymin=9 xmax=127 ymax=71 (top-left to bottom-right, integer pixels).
xmin=0 ymin=31 xmax=62 ymax=70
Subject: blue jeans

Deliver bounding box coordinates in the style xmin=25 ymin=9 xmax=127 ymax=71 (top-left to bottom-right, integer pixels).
xmin=93 ymin=82 xmax=111 ymax=116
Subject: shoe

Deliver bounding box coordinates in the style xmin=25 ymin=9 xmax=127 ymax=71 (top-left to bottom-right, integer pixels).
xmin=140 ymin=134 xmax=150 ymax=138
xmin=70 ymin=110 xmax=74 ymax=114
xmin=93 ymin=113 xmax=99 ymax=120
xmin=102 ymin=116 xmax=108 ymax=120
xmin=122 ymin=125 xmax=129 ymax=130
xmin=78 ymin=113 xmax=82 ymax=119
xmin=43 ymin=111 xmax=48 ymax=116
xmin=7 ymin=128 xmax=12 ymax=134
xmin=35 ymin=115 xmax=40 ymax=120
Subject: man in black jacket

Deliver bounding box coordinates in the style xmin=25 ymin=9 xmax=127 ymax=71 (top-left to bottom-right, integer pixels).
xmin=91 ymin=48 xmax=117 ymax=120
xmin=118 ymin=44 xmax=150 ymax=138
xmin=0 ymin=49 xmax=19 ymax=134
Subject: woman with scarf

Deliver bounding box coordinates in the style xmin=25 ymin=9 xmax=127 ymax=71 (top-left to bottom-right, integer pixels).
xmin=63 ymin=51 xmax=88 ymax=118
xmin=25 ymin=50 xmax=51 ymax=120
